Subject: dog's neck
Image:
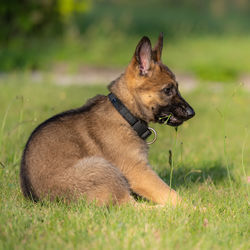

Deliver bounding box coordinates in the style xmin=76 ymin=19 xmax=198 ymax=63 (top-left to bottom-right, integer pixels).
xmin=108 ymin=75 xmax=150 ymax=123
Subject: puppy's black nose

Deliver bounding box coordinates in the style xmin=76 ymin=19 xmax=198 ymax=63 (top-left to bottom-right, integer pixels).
xmin=186 ymin=106 xmax=195 ymax=119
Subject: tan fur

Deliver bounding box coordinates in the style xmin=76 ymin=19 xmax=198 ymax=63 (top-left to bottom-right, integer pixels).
xmin=20 ymin=35 xmax=194 ymax=206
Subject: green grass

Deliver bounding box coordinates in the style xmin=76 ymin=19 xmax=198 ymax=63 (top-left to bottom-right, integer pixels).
xmin=2 ymin=0 xmax=250 ymax=85
xmin=2 ymin=35 xmax=250 ymax=83
xmin=1 ymin=0 xmax=250 ymax=82
xmin=0 ymin=78 xmax=249 ymax=249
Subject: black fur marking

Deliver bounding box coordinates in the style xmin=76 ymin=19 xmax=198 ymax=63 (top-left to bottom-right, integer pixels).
xmin=154 ymin=90 xmax=195 ymax=127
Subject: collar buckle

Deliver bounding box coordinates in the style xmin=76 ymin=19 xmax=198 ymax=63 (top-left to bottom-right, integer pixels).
xmin=147 ymin=127 xmax=157 ymax=145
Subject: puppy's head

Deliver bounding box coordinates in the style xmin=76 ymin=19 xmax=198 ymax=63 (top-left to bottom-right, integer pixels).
xmin=125 ymin=33 xmax=195 ymax=126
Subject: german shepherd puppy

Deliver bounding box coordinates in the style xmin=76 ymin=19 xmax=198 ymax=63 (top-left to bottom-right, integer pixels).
xmin=20 ymin=34 xmax=195 ymax=206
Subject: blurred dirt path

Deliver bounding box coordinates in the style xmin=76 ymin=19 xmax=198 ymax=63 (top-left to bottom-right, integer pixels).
xmin=1 ymin=66 xmax=249 ymax=92
xmin=53 ymin=67 xmax=198 ymax=92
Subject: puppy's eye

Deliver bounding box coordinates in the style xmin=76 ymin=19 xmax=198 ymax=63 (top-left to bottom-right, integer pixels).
xmin=163 ymin=87 xmax=172 ymax=96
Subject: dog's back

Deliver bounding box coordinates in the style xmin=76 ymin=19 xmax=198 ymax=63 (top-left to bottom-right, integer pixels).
xmin=20 ymin=95 xmax=133 ymax=205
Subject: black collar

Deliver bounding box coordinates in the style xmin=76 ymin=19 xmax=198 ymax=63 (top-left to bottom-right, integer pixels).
xmin=108 ymin=93 xmax=152 ymax=140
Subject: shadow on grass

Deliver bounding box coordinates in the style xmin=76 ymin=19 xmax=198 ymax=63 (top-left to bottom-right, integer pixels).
xmin=158 ymin=160 xmax=234 ymax=189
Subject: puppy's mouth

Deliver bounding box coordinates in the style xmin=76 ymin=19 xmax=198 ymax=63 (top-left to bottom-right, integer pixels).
xmin=157 ymin=114 xmax=183 ymax=127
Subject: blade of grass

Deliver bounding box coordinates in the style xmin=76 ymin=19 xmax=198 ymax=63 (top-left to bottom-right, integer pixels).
xmin=241 ymin=128 xmax=249 ymax=195
xmin=169 ymin=127 xmax=178 ymax=190
xmin=0 ymin=101 xmax=13 ymax=158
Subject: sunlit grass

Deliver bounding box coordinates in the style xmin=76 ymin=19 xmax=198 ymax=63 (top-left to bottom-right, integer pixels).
xmin=0 ymin=79 xmax=249 ymax=249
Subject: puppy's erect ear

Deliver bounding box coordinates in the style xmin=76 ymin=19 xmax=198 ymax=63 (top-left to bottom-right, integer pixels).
xmin=152 ymin=32 xmax=163 ymax=62
xmin=134 ymin=36 xmax=152 ymax=76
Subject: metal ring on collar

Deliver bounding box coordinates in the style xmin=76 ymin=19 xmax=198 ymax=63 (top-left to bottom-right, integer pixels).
xmin=147 ymin=127 xmax=157 ymax=145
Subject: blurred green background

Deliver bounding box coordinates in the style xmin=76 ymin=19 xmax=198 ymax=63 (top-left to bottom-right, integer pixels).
xmin=0 ymin=0 xmax=250 ymax=82
xmin=1 ymin=3 xmax=250 ymax=249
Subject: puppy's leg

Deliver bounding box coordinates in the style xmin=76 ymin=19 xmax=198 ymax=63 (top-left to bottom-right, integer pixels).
xmin=127 ymin=164 xmax=181 ymax=206
xmin=48 ymin=157 xmax=133 ymax=206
